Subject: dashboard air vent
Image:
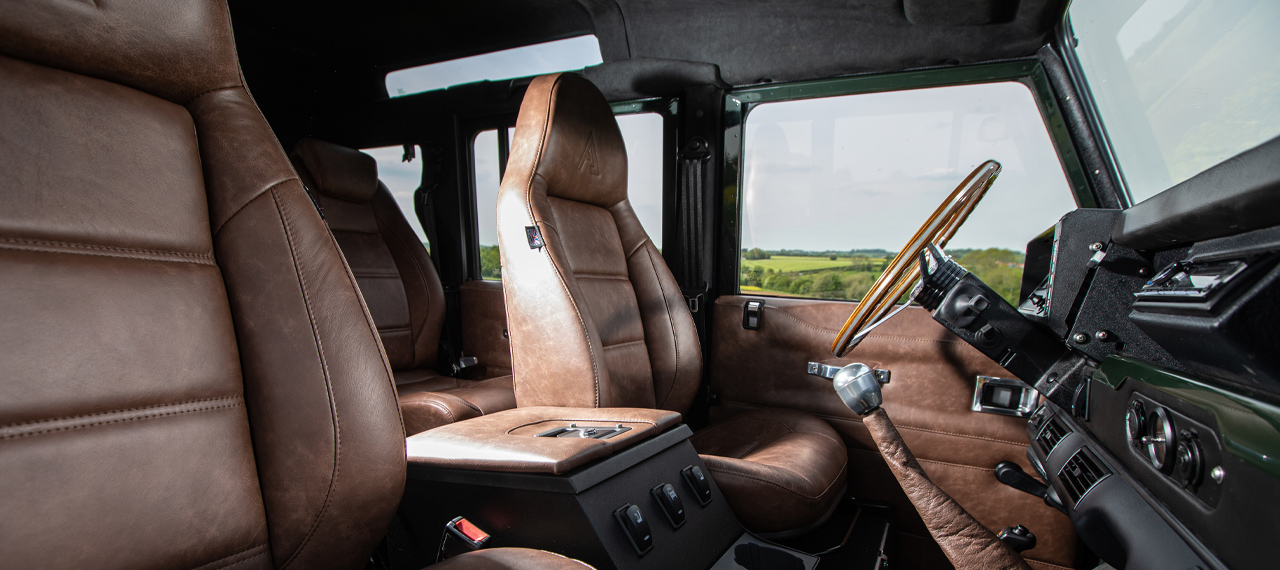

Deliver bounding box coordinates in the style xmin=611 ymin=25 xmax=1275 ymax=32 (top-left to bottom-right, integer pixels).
xmin=1059 ymin=448 xmax=1110 ymax=505
xmin=1036 ymin=416 xmax=1069 ymax=455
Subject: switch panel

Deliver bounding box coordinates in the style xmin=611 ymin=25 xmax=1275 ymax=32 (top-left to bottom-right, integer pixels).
xmin=613 ymin=504 xmax=653 ymax=556
xmin=682 ymin=465 xmax=713 ymax=506
xmin=650 ymin=483 xmax=686 ymax=529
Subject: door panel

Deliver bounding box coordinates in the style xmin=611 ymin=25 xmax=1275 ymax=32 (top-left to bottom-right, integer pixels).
xmin=459 ymin=279 xmax=511 ymax=378
xmin=709 ymin=295 xmax=1076 ymax=569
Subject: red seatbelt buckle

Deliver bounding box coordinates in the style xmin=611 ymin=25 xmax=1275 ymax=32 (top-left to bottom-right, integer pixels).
xmin=446 ymin=516 xmax=491 ymax=550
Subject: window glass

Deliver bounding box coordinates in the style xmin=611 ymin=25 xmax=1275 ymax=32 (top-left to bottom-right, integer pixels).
xmin=739 ymin=82 xmax=1075 ymax=305
xmin=473 ymin=130 xmax=501 ymax=279
xmin=472 ymin=112 xmax=664 ymax=280
xmin=363 ymin=145 xmax=427 ymax=251
xmin=617 ymin=113 xmax=664 ymax=251
xmin=387 ymin=36 xmax=603 ymax=98
xmin=1070 ymin=0 xmax=1280 ymax=204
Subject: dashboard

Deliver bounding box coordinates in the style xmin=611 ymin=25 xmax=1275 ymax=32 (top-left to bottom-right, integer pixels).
xmin=918 ymin=137 xmax=1280 ymax=570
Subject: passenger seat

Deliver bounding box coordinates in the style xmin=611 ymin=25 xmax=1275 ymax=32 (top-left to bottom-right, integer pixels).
xmin=290 ymin=138 xmax=515 ymax=435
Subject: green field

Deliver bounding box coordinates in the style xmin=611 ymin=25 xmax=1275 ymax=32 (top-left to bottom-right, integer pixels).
xmin=740 ymin=249 xmax=1024 ymax=304
xmin=741 ymin=255 xmax=881 ymax=273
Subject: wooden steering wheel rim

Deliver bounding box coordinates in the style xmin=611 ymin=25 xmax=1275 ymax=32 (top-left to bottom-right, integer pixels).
xmin=831 ymin=160 xmax=1002 ymax=356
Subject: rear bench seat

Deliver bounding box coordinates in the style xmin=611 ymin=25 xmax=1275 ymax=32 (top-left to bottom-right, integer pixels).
xmin=290 ymin=138 xmax=515 ymax=434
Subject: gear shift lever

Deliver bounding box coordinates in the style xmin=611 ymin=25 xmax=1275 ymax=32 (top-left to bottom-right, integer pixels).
xmin=832 ymin=363 xmax=1030 ymax=570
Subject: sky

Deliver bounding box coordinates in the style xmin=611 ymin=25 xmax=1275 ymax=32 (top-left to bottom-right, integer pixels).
xmin=366 ymin=34 xmax=1088 ymax=256
xmin=740 ymin=82 xmax=1077 ymax=252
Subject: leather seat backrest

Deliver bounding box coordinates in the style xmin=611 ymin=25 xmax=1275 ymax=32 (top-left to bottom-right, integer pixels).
xmin=497 ymin=73 xmax=701 ymax=413
xmin=0 ymin=2 xmax=405 ymax=569
xmin=290 ymin=139 xmax=445 ymax=373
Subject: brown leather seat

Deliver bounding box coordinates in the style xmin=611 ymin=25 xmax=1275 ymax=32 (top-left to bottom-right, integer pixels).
xmin=288 ymin=138 xmax=516 ymax=435
xmin=496 ymin=73 xmax=849 ymax=536
xmin=0 ymin=2 xmax=588 ymax=569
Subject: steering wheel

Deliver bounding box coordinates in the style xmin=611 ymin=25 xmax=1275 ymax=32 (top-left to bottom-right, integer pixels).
xmin=830 ymin=160 xmax=1002 ymax=357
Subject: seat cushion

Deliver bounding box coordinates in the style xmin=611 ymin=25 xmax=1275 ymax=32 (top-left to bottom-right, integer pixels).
xmin=691 ymin=407 xmax=848 ymax=535
xmin=431 ymin=548 xmax=594 ymax=569
xmin=398 ymin=374 xmax=517 ymax=435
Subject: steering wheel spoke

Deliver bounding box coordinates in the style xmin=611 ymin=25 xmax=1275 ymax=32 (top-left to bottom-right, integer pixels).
xmin=831 ymin=160 xmax=1002 ymax=356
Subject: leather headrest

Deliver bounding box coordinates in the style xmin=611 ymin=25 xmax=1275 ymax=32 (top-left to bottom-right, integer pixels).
xmin=0 ymin=0 xmax=240 ymax=104
xmin=290 ymin=138 xmax=380 ymax=203
xmin=515 ymin=73 xmax=628 ymax=208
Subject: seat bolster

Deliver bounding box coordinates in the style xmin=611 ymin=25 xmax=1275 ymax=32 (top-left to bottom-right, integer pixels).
xmin=430 ymin=548 xmax=595 ymax=569
xmin=394 ymin=368 xmax=457 ymax=392
xmin=692 ymin=408 xmax=849 ymax=534
xmin=449 ymin=376 xmax=518 ymax=415
xmin=399 ymin=391 xmax=483 ymax=435
xmin=397 ymin=376 xmax=517 ymax=435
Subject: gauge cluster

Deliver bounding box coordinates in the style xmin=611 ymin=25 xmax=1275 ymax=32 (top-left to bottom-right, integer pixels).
xmin=1122 ymin=394 xmax=1223 ymax=507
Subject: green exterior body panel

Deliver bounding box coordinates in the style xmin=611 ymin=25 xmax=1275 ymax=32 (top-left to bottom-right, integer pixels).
xmin=1095 ymin=355 xmax=1280 ymax=480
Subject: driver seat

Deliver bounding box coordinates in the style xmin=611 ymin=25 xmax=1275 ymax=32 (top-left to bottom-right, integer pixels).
xmin=496 ymin=73 xmax=849 ymax=535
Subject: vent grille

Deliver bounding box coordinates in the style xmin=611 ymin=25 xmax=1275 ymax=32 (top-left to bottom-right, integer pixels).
xmin=1036 ymin=416 xmax=1068 ymax=455
xmin=1059 ymin=448 xmax=1110 ymax=505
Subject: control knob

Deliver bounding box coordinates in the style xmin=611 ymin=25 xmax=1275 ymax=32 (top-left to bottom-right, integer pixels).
xmin=1176 ymin=430 xmax=1203 ymax=488
xmin=1125 ymin=401 xmax=1145 ymax=446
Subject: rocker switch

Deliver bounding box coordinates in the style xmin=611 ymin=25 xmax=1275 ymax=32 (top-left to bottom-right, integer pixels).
xmin=613 ymin=504 xmax=653 ymax=556
xmin=682 ymin=465 xmax=713 ymax=505
xmin=650 ymin=483 xmax=686 ymax=529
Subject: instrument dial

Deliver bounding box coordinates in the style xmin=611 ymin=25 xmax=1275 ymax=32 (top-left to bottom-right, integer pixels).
xmin=1145 ymin=407 xmax=1176 ymax=472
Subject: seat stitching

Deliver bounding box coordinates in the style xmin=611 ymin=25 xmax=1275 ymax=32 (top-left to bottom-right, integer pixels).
xmin=273 ymin=190 xmax=343 ymax=570
xmin=324 ymin=202 xmax=408 ymax=438
xmin=351 ymin=271 xmax=403 ymax=278
xmin=188 ymin=543 xmax=269 ymax=570
xmin=424 ymin=400 xmax=456 ymax=422
xmin=0 ymin=237 xmax=216 ymax=265
xmin=0 ymin=398 xmax=244 ymax=440
xmin=573 ymin=272 xmax=630 ymax=280
xmin=373 ymin=213 xmax=436 ymax=364
xmin=602 ymin=339 xmax=647 ymax=350
xmin=0 ymin=396 xmax=241 ymax=429
xmin=520 ymin=75 xmax=602 ymax=408
xmin=533 ymin=192 xmax=603 ymax=408
xmin=644 ymin=247 xmax=683 ymax=410
xmin=213 ymin=178 xmax=295 ymax=236
xmin=184 ymin=84 xmax=242 ymax=106
xmin=623 ymin=235 xmax=648 ymax=259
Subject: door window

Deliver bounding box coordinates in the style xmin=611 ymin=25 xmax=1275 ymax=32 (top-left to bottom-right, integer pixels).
xmin=363 ymin=145 xmax=428 ymax=251
xmin=738 ymin=81 xmax=1076 ymax=304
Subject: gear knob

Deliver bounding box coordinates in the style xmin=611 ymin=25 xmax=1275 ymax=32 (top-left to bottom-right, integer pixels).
xmin=834 ymin=363 xmax=883 ymax=415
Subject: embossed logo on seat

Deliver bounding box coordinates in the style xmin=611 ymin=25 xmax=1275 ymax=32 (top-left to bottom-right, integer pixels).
xmin=577 ymin=132 xmax=600 ymax=176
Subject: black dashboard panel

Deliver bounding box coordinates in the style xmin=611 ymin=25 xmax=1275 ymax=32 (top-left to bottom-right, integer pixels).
xmin=966 ymin=172 xmax=1280 ymax=570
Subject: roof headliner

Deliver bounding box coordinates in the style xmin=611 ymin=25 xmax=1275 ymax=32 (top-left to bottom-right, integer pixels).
xmin=229 ymin=0 xmax=1070 ymax=104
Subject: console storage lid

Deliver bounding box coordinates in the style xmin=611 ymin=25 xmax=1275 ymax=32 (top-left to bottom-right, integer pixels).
xmin=407 ymin=407 xmax=682 ymax=474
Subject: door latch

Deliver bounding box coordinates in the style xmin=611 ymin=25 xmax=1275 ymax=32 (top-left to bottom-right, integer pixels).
xmin=742 ymin=299 xmax=764 ymax=330
xmin=972 ymin=376 xmax=1038 ymax=417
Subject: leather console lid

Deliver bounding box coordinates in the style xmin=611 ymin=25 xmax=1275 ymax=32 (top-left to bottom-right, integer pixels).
xmin=407 ymin=407 xmax=682 ymax=474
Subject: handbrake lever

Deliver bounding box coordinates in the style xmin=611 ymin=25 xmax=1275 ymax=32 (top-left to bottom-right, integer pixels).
xmin=994 ymin=462 xmax=1067 ymax=515
xmin=994 ymin=462 xmax=1047 ymax=498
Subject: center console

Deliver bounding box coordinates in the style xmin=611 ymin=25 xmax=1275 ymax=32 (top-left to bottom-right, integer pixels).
xmin=394 ymin=407 xmax=815 ymax=570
